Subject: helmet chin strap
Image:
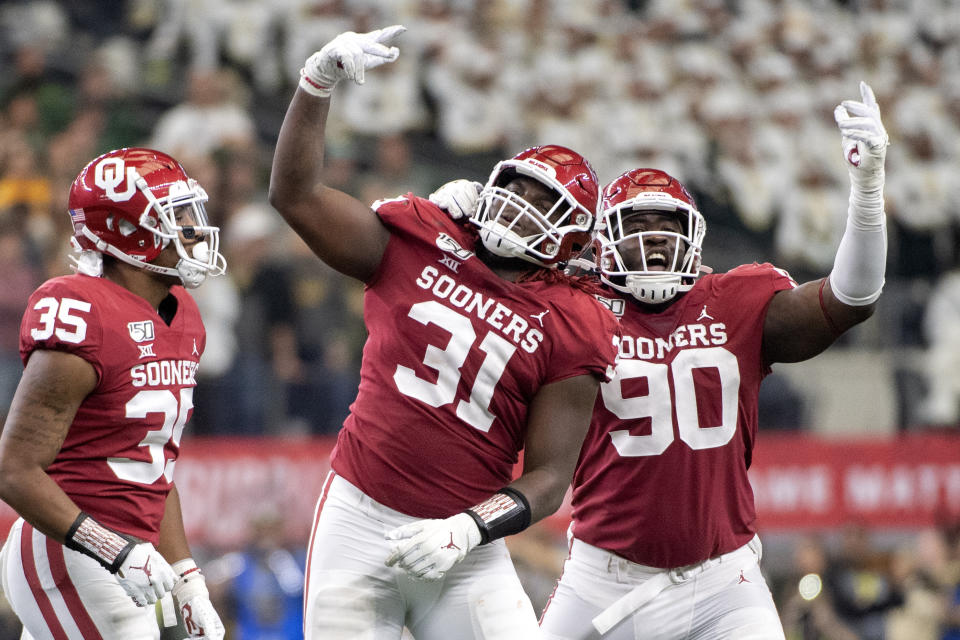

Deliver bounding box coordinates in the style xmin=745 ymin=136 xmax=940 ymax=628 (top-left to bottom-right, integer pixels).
xmin=176 ymin=241 xmax=211 ymax=288
xmin=625 ymin=274 xmax=680 ymax=304
xmin=78 ymin=225 xmax=211 ymax=287
xmin=479 ymin=224 xmax=528 ymax=259
xmin=478 ymin=223 xmax=558 ymax=268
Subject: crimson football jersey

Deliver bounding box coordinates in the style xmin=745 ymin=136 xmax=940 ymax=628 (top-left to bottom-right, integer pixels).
xmin=19 ymin=275 xmax=205 ymax=544
xmin=331 ymin=195 xmax=621 ymax=519
xmin=571 ymin=263 xmax=796 ymax=568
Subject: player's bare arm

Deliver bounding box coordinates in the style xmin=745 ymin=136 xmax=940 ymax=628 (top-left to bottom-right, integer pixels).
xmin=0 ymin=349 xmax=96 ymax=540
xmin=510 ymin=373 xmax=602 ymax=522
xmin=269 ymin=27 xmax=405 ymax=282
xmin=385 ymin=373 xmax=603 ymax=582
xmin=269 ymin=94 xmax=387 ymax=281
xmin=158 ymin=485 xmax=225 ymax=638
xmin=762 ymin=280 xmax=875 ymax=364
xmin=763 ymin=81 xmax=888 ymax=366
xmin=157 ymin=484 xmax=191 ymax=563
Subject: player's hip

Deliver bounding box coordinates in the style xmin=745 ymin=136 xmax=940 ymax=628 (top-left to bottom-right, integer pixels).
xmin=542 ymin=535 xmax=782 ymax=640
xmin=1 ymin=518 xmax=158 ymax=639
xmin=563 ymin=535 xmax=762 ymax=584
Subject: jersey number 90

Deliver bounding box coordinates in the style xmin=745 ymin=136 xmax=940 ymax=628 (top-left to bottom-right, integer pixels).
xmin=601 ymin=347 xmax=740 ymax=456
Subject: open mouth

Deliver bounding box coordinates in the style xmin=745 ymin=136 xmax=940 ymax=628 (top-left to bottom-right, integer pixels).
xmin=645 ymin=250 xmax=669 ymax=270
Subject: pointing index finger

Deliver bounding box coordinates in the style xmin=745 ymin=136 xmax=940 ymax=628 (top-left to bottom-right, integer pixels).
xmin=859 ymin=81 xmax=878 ymax=111
xmin=372 ymin=24 xmax=406 ymax=44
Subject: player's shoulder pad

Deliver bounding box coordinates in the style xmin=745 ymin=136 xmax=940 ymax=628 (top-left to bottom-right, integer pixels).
xmin=32 ymin=274 xmax=104 ymax=304
xmin=562 ymin=283 xmax=623 ymax=336
xmin=374 ymin=193 xmax=474 ymax=245
xmin=372 ymin=193 xmax=424 ymax=228
xmin=725 ymin=262 xmax=797 ymax=287
xmin=560 ymin=288 xmax=622 ymax=382
xmin=22 ymin=275 xmax=105 ymax=361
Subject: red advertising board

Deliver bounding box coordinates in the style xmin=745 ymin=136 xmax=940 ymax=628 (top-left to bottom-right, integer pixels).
xmin=749 ymin=432 xmax=960 ymax=530
xmin=0 ymin=433 xmax=958 ymax=548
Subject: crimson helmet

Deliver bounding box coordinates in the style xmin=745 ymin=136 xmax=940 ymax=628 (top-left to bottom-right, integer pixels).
xmin=470 ymin=144 xmax=600 ymax=267
xmin=68 ymin=148 xmax=225 ymax=288
xmin=598 ymin=168 xmax=706 ymax=304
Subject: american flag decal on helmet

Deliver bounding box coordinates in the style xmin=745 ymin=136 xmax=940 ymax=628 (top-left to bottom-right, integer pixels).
xmin=69 ymin=208 xmax=86 ymax=232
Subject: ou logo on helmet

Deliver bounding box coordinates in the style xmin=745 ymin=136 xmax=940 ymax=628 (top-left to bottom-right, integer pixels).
xmin=94 ymin=157 xmax=138 ymax=202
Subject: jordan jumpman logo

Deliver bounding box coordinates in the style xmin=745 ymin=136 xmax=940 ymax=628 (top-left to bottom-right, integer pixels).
xmin=441 ymin=532 xmax=460 ymax=551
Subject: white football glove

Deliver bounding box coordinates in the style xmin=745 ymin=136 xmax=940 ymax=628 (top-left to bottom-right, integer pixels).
xmin=116 ymin=543 xmax=177 ymax=606
xmin=385 ymin=512 xmax=482 ymax=581
xmin=299 ymin=25 xmax=406 ymax=97
xmin=834 ymin=82 xmax=888 ymax=181
xmin=171 ymin=559 xmax=225 ymax=640
xmin=834 ymin=81 xmax=888 ymax=229
xmin=428 ymin=179 xmax=483 ymax=220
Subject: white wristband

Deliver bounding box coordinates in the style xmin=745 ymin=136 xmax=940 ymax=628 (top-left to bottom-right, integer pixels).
xmin=171 ymin=557 xmax=199 ymax=577
xmin=298 ymin=68 xmax=334 ymax=98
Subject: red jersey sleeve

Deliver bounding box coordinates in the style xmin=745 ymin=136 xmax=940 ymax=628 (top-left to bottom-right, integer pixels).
xmin=20 ymin=277 xmax=105 ymax=379
xmin=539 ymin=285 xmax=621 ymax=385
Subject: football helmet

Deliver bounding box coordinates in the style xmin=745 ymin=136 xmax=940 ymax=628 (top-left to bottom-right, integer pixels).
xmin=470 ymin=144 xmax=600 ymax=267
xmin=598 ymin=168 xmax=705 ymax=304
xmin=68 ymin=148 xmax=225 ymax=288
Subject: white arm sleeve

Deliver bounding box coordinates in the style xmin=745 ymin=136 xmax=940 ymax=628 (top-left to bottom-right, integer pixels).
xmin=828 ymin=196 xmax=886 ymax=306
xmin=829 ymin=81 xmax=888 ymax=307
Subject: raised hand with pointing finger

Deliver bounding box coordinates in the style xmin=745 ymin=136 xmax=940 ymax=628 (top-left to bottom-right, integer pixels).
xmin=299 ymin=25 xmax=406 ymax=97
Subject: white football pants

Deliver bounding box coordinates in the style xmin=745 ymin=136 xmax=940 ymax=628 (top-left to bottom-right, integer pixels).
xmin=304 ymin=472 xmax=541 ymax=640
xmin=540 ymin=536 xmax=785 ymax=640
xmin=0 ymin=518 xmax=159 ymax=640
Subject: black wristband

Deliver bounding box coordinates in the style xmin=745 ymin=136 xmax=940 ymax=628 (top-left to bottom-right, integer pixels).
xmin=64 ymin=512 xmax=136 ymax=573
xmin=465 ymin=487 xmax=532 ymax=545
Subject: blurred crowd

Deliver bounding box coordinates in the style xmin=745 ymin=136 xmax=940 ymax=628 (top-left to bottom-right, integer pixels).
xmin=2 ymin=2 xmax=960 ymax=637
xmin=2 ymin=0 xmax=960 ymax=434
xmin=772 ymin=522 xmax=960 ymax=640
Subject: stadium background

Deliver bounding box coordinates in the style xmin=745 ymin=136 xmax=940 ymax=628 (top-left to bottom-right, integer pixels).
xmin=0 ymin=0 xmax=959 ymax=637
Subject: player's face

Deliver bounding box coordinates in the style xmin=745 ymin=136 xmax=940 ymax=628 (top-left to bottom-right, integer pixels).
xmin=173 ymin=204 xmax=206 ymax=247
xmin=617 ymin=211 xmax=684 ymax=272
xmin=501 ymin=176 xmax=561 ymax=233
xmin=152 ymin=205 xmax=206 ymax=272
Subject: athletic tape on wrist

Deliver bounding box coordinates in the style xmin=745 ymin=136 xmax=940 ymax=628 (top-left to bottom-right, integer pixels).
xmin=298 ymin=68 xmax=333 ymax=98
xmin=465 ymin=487 xmax=531 ymax=545
xmin=172 ymin=558 xmax=199 ymax=578
xmin=64 ymin=512 xmax=135 ymax=572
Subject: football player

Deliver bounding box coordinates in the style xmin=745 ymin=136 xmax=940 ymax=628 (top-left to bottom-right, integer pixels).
xmin=537 ymin=82 xmax=888 ymax=639
xmin=432 ymin=83 xmax=888 ymax=639
xmin=269 ymin=26 xmax=621 ymax=639
xmin=0 ymin=148 xmax=226 ymax=639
